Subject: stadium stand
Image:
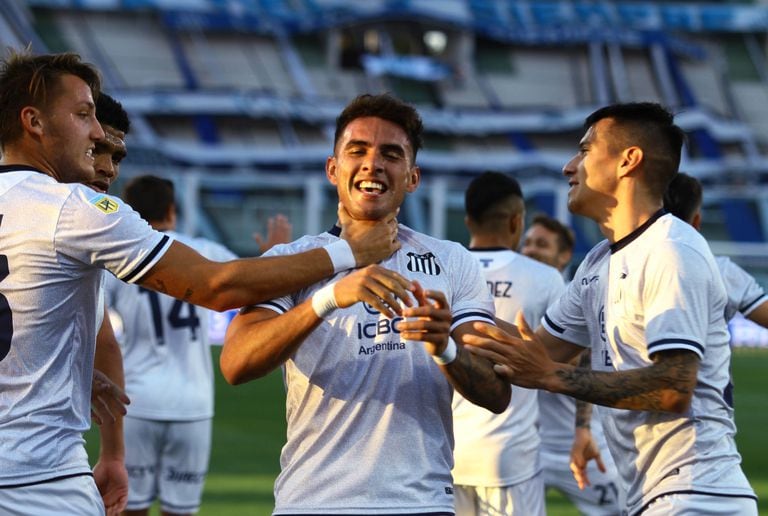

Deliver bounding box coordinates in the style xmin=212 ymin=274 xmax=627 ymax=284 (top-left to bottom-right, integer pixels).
xmin=6 ymin=1 xmax=768 ymax=345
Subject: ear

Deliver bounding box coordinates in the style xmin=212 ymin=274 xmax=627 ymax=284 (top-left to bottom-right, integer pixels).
xmin=405 ymin=165 xmax=420 ymax=193
xmin=20 ymin=106 xmax=44 ymax=137
xmin=618 ymin=146 xmax=643 ymax=178
xmin=326 ymin=156 xmax=338 ymax=186
xmin=691 ymin=210 xmax=702 ymax=231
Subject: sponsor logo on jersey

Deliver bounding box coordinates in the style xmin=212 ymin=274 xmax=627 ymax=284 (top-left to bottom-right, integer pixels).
xmin=581 ymin=275 xmax=600 ymax=286
xmin=406 ymin=252 xmax=441 ymax=275
xmin=91 ymin=195 xmax=119 ymax=214
xmin=357 ymin=303 xmax=407 ymax=355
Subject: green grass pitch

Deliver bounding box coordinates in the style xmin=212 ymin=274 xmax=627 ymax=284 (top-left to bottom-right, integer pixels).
xmin=85 ymin=347 xmax=767 ymax=515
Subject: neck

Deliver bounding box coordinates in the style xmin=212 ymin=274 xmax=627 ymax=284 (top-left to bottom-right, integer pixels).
xmin=469 ymin=233 xmax=518 ymax=250
xmin=597 ymin=194 xmax=663 ymax=243
xmin=1 ymin=144 xmax=59 ymax=181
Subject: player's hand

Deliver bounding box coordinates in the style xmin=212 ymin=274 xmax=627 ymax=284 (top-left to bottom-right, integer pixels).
xmin=569 ymin=427 xmax=606 ymax=489
xmin=333 ymin=264 xmax=414 ymax=318
xmin=93 ymin=458 xmax=129 ymax=516
xmin=91 ymin=369 xmax=130 ymax=426
xmin=338 ymin=203 xmax=400 ymax=266
xmin=463 ymin=311 xmax=558 ymax=389
xmin=253 ymin=214 xmax=293 ymax=254
xmin=399 ymin=281 xmax=452 ymax=357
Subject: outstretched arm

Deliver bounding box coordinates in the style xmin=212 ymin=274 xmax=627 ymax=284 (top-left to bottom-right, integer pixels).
xmin=220 ymin=265 xmax=415 ymax=384
xmin=397 ymin=283 xmax=510 ymax=413
xmin=746 ymin=300 xmax=768 ymax=328
xmin=139 ymin=206 xmax=400 ymax=311
xmin=464 ymin=313 xmax=698 ymax=413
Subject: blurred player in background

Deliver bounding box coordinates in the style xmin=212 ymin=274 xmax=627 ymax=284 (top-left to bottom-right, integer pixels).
xmin=452 ymin=172 xmax=564 ymax=516
xmin=465 ymin=102 xmax=757 ymax=515
xmin=664 ymin=172 xmax=768 ymax=332
xmin=0 ymin=50 xmax=399 ymax=516
xmin=221 ymin=93 xmax=511 ymax=515
xmin=521 ymin=214 xmax=574 ymax=278
xmin=106 ymin=175 xmax=241 ymax=516
xmin=522 ymin=214 xmax=624 ymax=515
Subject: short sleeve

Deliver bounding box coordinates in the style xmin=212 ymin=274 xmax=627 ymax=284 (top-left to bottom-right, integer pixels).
xmin=448 ymin=246 xmax=495 ymax=331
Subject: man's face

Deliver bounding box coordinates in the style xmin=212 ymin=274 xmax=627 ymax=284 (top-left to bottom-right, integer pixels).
xmin=521 ymin=224 xmax=568 ymax=271
xmin=326 ymin=116 xmax=420 ymax=221
xmin=37 ymin=74 xmax=105 ymax=184
xmin=83 ymin=123 xmax=126 ymax=193
xmin=561 ymin=118 xmax=620 ymax=219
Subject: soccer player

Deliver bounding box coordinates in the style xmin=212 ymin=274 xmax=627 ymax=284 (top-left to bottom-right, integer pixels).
xmin=521 ymin=214 xmax=624 ymax=515
xmin=221 ymin=93 xmax=511 ymax=515
xmin=452 ymin=172 xmax=564 ymax=516
xmin=105 ymin=176 xmax=241 ymax=516
xmin=520 ymin=214 xmax=574 ymax=277
xmin=464 ymin=102 xmax=758 ymax=515
xmin=0 ymin=51 xmax=400 ymax=515
xmin=664 ymin=172 xmax=768 ymax=328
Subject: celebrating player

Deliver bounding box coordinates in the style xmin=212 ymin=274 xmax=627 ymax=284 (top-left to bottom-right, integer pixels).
xmin=465 ymin=102 xmax=758 ymax=515
xmin=221 ymin=93 xmax=511 ymax=515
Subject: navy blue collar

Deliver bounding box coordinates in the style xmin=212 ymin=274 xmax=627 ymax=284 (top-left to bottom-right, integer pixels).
xmin=610 ymin=209 xmax=666 ymax=254
xmin=0 ymin=164 xmax=45 ymax=174
xmin=468 ymin=246 xmax=508 ymax=251
xmin=329 ymin=225 xmax=342 ymax=237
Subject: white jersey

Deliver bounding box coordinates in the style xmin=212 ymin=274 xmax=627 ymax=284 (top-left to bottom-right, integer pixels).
xmin=452 ymin=249 xmax=564 ymax=487
xmin=105 ymin=230 xmax=237 ymax=421
xmin=716 ymin=255 xmax=767 ymax=321
xmin=0 ymin=168 xmax=172 ymax=486
xmin=542 ymin=212 xmax=756 ymax=513
xmin=257 ymin=225 xmax=495 ymax=515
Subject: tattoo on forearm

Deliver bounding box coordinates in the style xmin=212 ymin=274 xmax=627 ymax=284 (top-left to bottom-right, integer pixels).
xmin=574 ymin=350 xmax=593 ymax=428
xmin=450 ymin=345 xmax=508 ymax=407
xmin=557 ymin=350 xmax=697 ymax=411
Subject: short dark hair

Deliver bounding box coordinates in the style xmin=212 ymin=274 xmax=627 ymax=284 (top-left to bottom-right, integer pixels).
xmin=0 ymin=50 xmax=101 ymax=148
xmin=334 ymin=93 xmax=423 ymax=160
xmin=465 ymin=171 xmax=524 ymax=225
xmin=123 ymin=175 xmax=175 ymax=223
xmin=585 ymin=102 xmax=685 ymax=198
xmin=663 ymin=172 xmax=702 ymax=224
xmin=531 ymin=213 xmax=575 ymax=253
xmin=97 ymin=92 xmax=130 ymax=134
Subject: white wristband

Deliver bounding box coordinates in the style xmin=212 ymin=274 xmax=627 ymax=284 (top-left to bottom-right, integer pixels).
xmin=311 ymin=282 xmax=338 ymax=318
xmin=324 ymin=240 xmax=356 ymax=273
xmin=432 ymin=338 xmax=458 ymax=365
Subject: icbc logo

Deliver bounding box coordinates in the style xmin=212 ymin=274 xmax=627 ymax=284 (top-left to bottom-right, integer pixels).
xmin=358 ymin=303 xmax=403 ymax=338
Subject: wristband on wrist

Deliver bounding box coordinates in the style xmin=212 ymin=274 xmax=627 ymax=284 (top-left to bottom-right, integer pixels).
xmin=324 ymin=240 xmax=356 ymax=273
xmin=311 ymin=282 xmax=338 ymax=318
xmin=432 ymin=338 xmax=458 ymax=365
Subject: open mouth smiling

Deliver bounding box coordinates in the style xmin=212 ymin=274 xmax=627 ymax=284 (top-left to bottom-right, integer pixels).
xmin=356 ymin=180 xmax=387 ymax=195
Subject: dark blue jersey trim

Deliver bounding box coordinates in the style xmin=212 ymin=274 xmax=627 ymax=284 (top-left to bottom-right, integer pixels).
xmin=544 ymin=313 xmax=566 ymax=334
xmin=329 ymin=225 xmax=341 ymax=237
xmin=258 ymin=300 xmax=288 ymax=313
xmin=740 ymin=293 xmax=766 ymax=314
xmin=452 ymin=311 xmax=494 ymax=326
xmin=647 ymin=338 xmax=704 ymax=355
xmin=610 ymin=209 xmax=666 ymax=254
xmin=0 ymin=471 xmax=93 ymax=489
xmin=123 ymin=235 xmax=171 ymax=283
xmin=468 ymin=247 xmax=508 ymax=252
xmin=0 ymin=164 xmax=45 ymax=174
xmin=634 ymin=489 xmax=757 ymax=515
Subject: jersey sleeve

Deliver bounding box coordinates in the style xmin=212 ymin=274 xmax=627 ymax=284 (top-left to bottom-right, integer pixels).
xmin=55 ymin=188 xmax=172 ymax=283
xmin=719 ymin=257 xmax=767 ymax=318
xmin=448 ymin=245 xmax=495 ymax=332
xmin=643 ymin=243 xmax=716 ymax=359
xmin=252 ymin=239 xmax=315 ymax=315
xmin=542 ymin=255 xmax=593 ymax=348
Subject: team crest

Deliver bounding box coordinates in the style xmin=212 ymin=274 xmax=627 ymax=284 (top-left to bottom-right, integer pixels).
xmin=406 ymin=252 xmax=441 ymax=275
xmin=91 ymin=195 xmax=119 ymax=214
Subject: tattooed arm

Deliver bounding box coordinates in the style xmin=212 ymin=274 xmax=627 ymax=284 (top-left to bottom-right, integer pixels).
xmin=463 ymin=315 xmax=698 ymax=414
xmin=397 ymin=286 xmax=511 ymax=414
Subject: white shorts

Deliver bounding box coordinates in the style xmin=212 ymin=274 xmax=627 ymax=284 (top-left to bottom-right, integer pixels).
xmin=541 ymin=448 xmax=625 ymax=516
xmin=641 ymin=492 xmax=758 ymax=515
xmin=124 ymin=417 xmax=212 ymax=514
xmin=454 ymin=472 xmax=545 ymax=516
xmin=0 ymin=474 xmax=105 ymax=515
